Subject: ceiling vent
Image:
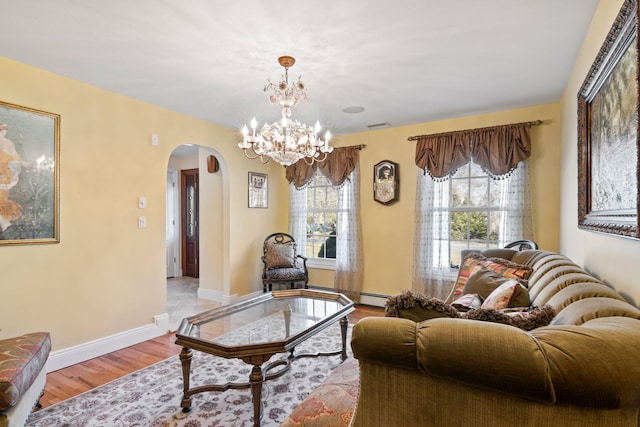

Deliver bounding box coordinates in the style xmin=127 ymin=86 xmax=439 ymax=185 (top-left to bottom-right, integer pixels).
xmin=367 ymin=122 xmax=391 ymax=129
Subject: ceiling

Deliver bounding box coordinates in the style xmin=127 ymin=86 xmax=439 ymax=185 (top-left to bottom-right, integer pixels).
xmin=0 ymin=0 xmax=599 ymax=137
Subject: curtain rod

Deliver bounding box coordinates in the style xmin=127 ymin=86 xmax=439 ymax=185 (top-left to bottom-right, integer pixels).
xmin=335 ymin=144 xmax=366 ymax=150
xmin=407 ymin=120 xmax=543 ymax=141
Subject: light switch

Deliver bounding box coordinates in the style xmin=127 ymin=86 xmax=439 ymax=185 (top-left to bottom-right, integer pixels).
xmin=138 ymin=216 xmax=146 ymax=229
xmin=151 ymin=134 xmax=159 ymax=146
xmin=138 ymin=196 xmax=147 ymax=209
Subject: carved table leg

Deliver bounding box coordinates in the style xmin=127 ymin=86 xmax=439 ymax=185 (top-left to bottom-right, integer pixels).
xmin=250 ymin=364 xmax=264 ymax=426
xmin=179 ymin=347 xmax=193 ymax=412
xmin=340 ymin=316 xmax=349 ymax=361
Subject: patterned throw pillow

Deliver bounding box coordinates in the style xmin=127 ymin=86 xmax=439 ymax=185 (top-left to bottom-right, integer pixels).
xmin=481 ymin=280 xmax=527 ymax=310
xmin=264 ymin=241 xmax=296 ymax=270
xmin=463 ymin=266 xmax=530 ymax=307
xmin=463 ymin=305 xmax=556 ymax=331
xmin=452 ymin=253 xmax=532 ymax=299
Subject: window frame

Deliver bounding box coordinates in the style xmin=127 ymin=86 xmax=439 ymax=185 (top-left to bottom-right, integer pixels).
xmin=448 ymin=161 xmax=504 ymax=269
xmin=304 ymin=171 xmax=339 ymax=270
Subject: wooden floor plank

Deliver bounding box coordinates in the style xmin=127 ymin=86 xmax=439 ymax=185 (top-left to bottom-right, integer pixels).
xmin=36 ymin=304 xmax=384 ymax=410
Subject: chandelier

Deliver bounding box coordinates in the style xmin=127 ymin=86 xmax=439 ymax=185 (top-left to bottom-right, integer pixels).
xmin=238 ymin=56 xmax=333 ymax=166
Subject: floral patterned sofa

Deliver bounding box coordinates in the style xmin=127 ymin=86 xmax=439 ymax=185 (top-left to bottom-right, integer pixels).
xmin=0 ymin=332 xmax=50 ymax=427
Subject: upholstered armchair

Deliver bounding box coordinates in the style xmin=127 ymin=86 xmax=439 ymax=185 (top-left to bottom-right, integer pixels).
xmin=261 ymin=232 xmax=309 ymax=292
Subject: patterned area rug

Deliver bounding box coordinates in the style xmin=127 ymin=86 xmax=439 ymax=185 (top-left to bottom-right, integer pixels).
xmin=27 ymin=323 xmax=352 ymax=427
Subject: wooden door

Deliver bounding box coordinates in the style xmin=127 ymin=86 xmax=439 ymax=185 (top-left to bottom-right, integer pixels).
xmin=181 ymin=169 xmax=199 ymax=278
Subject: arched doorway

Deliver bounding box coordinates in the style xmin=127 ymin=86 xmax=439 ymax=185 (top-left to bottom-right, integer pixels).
xmin=166 ymin=144 xmax=229 ymax=330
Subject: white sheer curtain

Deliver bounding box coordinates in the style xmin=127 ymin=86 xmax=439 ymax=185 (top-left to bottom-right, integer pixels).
xmin=412 ymin=173 xmax=452 ymax=300
xmin=335 ymin=163 xmax=363 ymax=303
xmin=498 ymin=160 xmax=534 ymax=246
xmin=288 ymin=184 xmax=308 ymax=258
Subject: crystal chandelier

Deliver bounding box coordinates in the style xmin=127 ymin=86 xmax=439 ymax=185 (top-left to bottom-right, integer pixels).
xmin=238 ymin=56 xmax=333 ymax=166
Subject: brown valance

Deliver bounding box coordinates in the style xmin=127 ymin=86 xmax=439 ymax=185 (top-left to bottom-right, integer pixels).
xmin=411 ymin=120 xmax=540 ymax=179
xmin=285 ymin=145 xmax=364 ymax=189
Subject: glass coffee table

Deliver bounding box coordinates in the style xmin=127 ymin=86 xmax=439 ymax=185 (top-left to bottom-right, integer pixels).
xmin=174 ymin=288 xmax=355 ymax=426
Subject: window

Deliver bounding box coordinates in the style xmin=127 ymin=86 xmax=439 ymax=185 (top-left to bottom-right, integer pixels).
xmin=448 ymin=161 xmax=504 ymax=269
xmin=306 ymin=171 xmax=339 ymax=260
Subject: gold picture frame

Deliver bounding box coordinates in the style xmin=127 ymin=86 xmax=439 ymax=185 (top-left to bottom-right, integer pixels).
xmin=0 ymin=100 xmax=60 ymax=245
xmin=373 ymin=160 xmax=399 ymax=205
xmin=578 ymin=0 xmax=639 ymax=239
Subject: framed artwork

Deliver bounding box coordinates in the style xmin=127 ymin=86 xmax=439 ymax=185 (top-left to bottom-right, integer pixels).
xmin=578 ymin=0 xmax=639 ymax=239
xmin=248 ymin=172 xmax=268 ymax=208
xmin=0 ymin=100 xmax=60 ymax=245
xmin=373 ymin=160 xmax=399 ymax=205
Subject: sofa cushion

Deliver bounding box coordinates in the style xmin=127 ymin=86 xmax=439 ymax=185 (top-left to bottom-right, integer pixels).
xmin=385 ymin=290 xmax=460 ymax=321
xmin=451 ymin=254 xmax=532 ymax=300
xmin=481 ymin=280 xmax=529 ymax=310
xmin=0 ymin=332 xmax=51 ymax=411
xmin=550 ymin=298 xmax=640 ymax=326
xmin=463 ymin=305 xmax=556 ymax=331
xmin=545 ymin=282 xmax=625 ymax=313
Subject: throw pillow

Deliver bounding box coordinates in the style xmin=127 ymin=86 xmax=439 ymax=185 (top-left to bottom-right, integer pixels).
xmin=464 ymin=266 xmax=529 ymax=307
xmin=462 ymin=305 xmax=556 ymax=331
xmin=450 ymin=293 xmax=483 ymax=312
xmin=264 ymin=241 xmax=296 ymax=270
xmin=481 ymin=280 xmax=529 ymax=310
xmin=451 ymin=253 xmax=532 ymax=299
xmin=385 ymin=290 xmax=461 ymax=322
xmin=482 ymin=256 xmax=533 ymax=284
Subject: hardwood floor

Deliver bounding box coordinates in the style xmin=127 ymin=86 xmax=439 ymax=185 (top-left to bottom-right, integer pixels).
xmin=37 ymin=304 xmax=384 ymax=409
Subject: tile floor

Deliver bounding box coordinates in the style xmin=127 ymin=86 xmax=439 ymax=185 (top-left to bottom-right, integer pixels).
xmin=166 ymin=276 xmax=220 ymax=331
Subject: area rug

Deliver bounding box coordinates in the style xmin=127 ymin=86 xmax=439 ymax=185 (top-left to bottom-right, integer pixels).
xmin=27 ymin=323 xmax=353 ymax=427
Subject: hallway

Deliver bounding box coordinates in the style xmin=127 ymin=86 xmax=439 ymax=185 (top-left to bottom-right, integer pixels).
xmin=166 ymin=276 xmax=219 ymax=331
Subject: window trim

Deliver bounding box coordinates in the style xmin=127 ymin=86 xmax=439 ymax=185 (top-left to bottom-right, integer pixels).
xmin=307 ymin=257 xmax=336 ymax=270
xmin=447 ymin=161 xmax=504 ymax=269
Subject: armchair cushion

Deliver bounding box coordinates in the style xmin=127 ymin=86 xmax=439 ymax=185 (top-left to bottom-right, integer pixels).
xmin=264 ymin=267 xmax=307 ymax=281
xmin=264 ymin=241 xmax=296 ymax=270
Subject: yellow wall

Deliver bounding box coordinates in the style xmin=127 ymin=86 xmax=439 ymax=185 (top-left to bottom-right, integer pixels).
xmin=559 ymin=0 xmax=640 ymax=305
xmin=305 ymin=103 xmax=563 ymax=297
xmin=0 ymin=43 xmax=572 ymax=356
xmin=0 ymin=57 xmax=283 ymax=350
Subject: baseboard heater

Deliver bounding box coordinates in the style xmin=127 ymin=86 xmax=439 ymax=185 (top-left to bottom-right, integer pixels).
xmin=307 ymin=285 xmax=388 ymax=308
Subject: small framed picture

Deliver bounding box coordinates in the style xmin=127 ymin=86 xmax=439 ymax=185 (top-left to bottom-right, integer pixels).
xmin=248 ymin=172 xmax=268 ymax=208
xmin=373 ymin=160 xmax=399 ymax=205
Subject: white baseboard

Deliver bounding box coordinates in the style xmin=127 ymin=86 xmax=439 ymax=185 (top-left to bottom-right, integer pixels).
xmin=198 ymin=288 xmax=244 ymax=305
xmin=358 ymin=293 xmax=387 ymax=308
xmin=46 ymin=313 xmax=169 ymax=373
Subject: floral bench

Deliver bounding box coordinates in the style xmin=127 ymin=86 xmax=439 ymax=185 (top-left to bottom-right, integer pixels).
xmin=280 ymin=357 xmax=359 ymax=427
xmin=0 ymin=332 xmax=51 ymax=427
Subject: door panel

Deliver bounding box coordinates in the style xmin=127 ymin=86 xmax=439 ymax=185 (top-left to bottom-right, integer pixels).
xmin=181 ymin=169 xmax=199 ymax=278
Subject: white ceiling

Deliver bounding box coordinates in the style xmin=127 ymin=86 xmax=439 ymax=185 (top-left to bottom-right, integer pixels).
xmin=0 ymin=0 xmax=599 ymax=136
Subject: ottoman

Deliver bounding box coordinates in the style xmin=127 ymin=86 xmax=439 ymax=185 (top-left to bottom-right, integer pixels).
xmin=280 ymin=357 xmax=359 ymax=427
xmin=0 ymin=332 xmax=51 ymax=427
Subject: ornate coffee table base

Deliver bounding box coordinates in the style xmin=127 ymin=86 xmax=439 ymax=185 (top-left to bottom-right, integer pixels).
xmin=179 ymin=316 xmax=349 ymax=426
